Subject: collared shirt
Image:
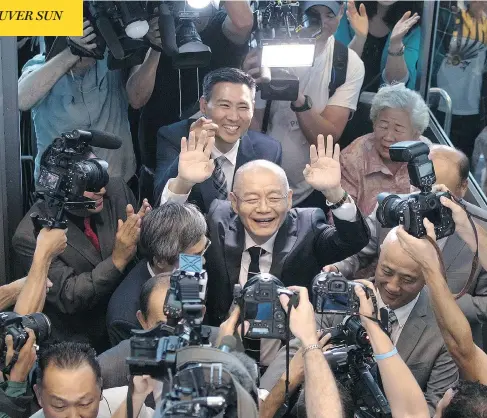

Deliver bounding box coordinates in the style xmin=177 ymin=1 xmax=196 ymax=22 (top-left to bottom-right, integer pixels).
xmin=160 ymin=140 xmax=240 ymax=205
xmin=21 ymin=54 xmax=136 ymax=183
xmin=377 ymin=290 xmax=421 ymax=345
xmin=147 ymin=262 xmax=157 ymax=278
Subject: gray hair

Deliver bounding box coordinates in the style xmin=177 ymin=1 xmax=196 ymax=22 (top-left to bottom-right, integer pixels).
xmin=140 ymin=202 xmax=207 ymax=267
xmin=370 ymin=83 xmax=429 ymax=134
xmin=233 ymin=160 xmax=290 ymax=193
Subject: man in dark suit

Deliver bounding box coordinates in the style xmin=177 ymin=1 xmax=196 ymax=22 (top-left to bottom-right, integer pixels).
xmin=12 ymin=176 xmax=148 ymax=353
xmin=328 ymin=145 xmax=487 ymax=345
xmin=106 ymin=202 xmax=209 ymax=346
xmin=163 ymin=132 xmax=370 ymax=334
xmin=156 ymin=67 xmax=282 ymax=212
xmin=260 ymin=228 xmax=459 ymax=415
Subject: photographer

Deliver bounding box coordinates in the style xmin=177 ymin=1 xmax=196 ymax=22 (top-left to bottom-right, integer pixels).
xmin=18 ymin=18 xmax=161 ymax=184
xmin=327 ymin=145 xmax=487 ymax=346
xmin=13 ymin=147 xmax=151 ymax=353
xmin=0 ymin=329 xmax=37 ymax=418
xmin=395 ymin=212 xmax=487 ymax=386
xmin=0 ymin=228 xmax=66 ymax=313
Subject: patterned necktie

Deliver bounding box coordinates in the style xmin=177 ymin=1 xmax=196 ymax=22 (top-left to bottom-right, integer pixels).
xmin=212 ymin=155 xmax=228 ymax=200
xmin=84 ymin=217 xmax=100 ymax=252
xmin=388 ymin=309 xmax=398 ymax=335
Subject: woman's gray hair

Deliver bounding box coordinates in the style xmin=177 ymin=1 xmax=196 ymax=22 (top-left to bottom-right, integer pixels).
xmin=370 ymin=83 xmax=429 ymax=134
xmin=140 ymin=202 xmax=207 ymax=267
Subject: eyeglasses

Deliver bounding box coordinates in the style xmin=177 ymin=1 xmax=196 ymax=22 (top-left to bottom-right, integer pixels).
xmin=234 ymin=194 xmax=289 ymax=207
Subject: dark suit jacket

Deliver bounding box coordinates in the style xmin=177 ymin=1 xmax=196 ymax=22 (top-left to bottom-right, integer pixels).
xmin=204 ymin=200 xmax=370 ymax=325
xmin=12 ymin=177 xmax=136 ymax=353
xmin=260 ymin=288 xmax=459 ymax=416
xmin=154 ymin=119 xmax=283 ymax=210
xmin=106 ymin=259 xmax=153 ymax=347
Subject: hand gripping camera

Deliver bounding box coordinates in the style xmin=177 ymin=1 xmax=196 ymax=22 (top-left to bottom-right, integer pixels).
xmin=233 ymin=273 xmax=298 ymax=340
xmin=376 ymin=141 xmax=455 ymax=239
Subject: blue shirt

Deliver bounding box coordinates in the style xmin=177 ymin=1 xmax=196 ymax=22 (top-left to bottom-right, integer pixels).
xmin=21 ymin=55 xmax=136 ymax=182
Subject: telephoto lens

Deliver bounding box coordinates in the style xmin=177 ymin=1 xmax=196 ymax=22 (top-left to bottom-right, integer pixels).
xmin=22 ymin=313 xmax=52 ymax=344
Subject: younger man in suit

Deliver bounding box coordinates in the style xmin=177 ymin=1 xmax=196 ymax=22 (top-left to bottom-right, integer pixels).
xmin=260 ymin=227 xmax=459 ymax=415
xmin=156 ymin=67 xmax=282 ymax=211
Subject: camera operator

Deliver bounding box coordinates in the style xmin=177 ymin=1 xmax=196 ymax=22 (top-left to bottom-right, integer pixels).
xmin=245 ymin=1 xmax=365 ymax=211
xmin=13 ymin=148 xmax=151 ymax=353
xmin=262 ymin=228 xmax=459 ymax=415
xmin=31 ymin=342 xmax=153 ymax=418
xmin=0 ymin=228 xmax=66 ymax=313
xmin=0 ymin=329 xmax=37 ymax=418
xmin=106 ymin=202 xmax=209 ymax=346
xmin=18 ymin=18 xmax=162 ymax=184
xmin=326 ymin=145 xmax=487 ymax=346
xmin=395 ymin=213 xmax=487 ymax=387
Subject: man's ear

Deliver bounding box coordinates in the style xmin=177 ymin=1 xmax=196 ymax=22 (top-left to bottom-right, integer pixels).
xmin=229 ymin=192 xmax=238 ymax=213
xmin=136 ymin=310 xmax=147 ymax=329
xmin=200 ymin=97 xmax=208 ymax=115
xmin=287 ymin=189 xmax=293 ymax=210
xmin=34 ymin=384 xmax=42 ymax=407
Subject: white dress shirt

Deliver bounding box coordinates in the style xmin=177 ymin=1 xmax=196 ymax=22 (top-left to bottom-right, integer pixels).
xmin=377 ymin=291 xmax=420 ymax=345
xmin=160 ymin=140 xmax=240 ymax=205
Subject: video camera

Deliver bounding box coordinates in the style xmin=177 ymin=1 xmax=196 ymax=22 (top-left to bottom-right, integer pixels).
xmin=0 ymin=312 xmax=51 ymax=372
xmin=253 ymin=1 xmax=320 ymax=101
xmin=127 ymin=254 xmax=259 ymax=418
xmin=32 ymin=129 xmax=121 ymax=233
xmin=376 ymin=141 xmax=455 ymax=239
xmin=312 ymin=271 xmax=372 ymax=315
xmin=233 ymin=273 xmax=299 ymax=340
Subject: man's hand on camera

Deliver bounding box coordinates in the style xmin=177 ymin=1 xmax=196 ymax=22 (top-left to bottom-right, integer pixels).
xmin=35 ymin=227 xmax=68 ymax=261
xmin=190 ymin=117 xmax=219 ymax=141
xmin=435 ymin=184 xmax=475 ymax=244
xmin=279 ymin=286 xmax=317 ymax=347
xmin=171 ymin=130 xmax=216 ymax=194
xmin=146 ymin=10 xmax=162 ymax=49
xmin=322 ymin=265 xmax=339 ymax=273
xmin=216 ymin=305 xmax=249 ymax=346
xmin=242 ymin=49 xmax=269 ymax=84
xmin=112 ymin=209 xmax=141 ymax=272
xmin=5 ymin=328 xmax=37 ymax=383
xmin=396 ymin=218 xmax=441 ymax=273
xmin=132 ymin=375 xmax=158 ymax=399
xmin=354 ymin=280 xmax=380 ymax=329
xmin=68 ymin=19 xmax=97 ymax=52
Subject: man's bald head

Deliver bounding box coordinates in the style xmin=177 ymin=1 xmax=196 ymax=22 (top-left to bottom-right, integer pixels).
xmin=232 ymin=160 xmax=290 ymax=195
xmin=375 ymin=227 xmax=425 ymax=309
xmin=429 ymin=145 xmax=469 ymax=197
xmin=137 ymin=273 xmax=171 ymax=329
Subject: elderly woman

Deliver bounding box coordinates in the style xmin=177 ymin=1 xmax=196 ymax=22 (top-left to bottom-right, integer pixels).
xmin=106 ymin=201 xmax=209 ymax=345
xmin=340 ymin=83 xmax=429 ymax=216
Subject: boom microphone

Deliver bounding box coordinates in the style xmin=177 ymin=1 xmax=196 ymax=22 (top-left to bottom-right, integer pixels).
xmin=218 ymin=335 xmax=237 ymax=353
xmin=73 ymin=129 xmax=122 ymax=149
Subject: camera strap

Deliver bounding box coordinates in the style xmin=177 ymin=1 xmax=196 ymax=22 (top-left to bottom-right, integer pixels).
xmin=2 ymin=348 xmax=20 ymax=380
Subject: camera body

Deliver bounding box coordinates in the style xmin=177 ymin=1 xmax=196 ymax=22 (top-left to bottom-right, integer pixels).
xmin=376 ymin=141 xmax=455 ymax=239
xmin=234 ymin=273 xmax=297 ymax=340
xmin=0 ymin=312 xmax=51 ymax=356
xmin=312 ymin=272 xmax=370 ymax=315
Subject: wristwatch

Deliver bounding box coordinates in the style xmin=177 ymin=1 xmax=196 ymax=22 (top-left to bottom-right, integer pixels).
xmin=388 ymin=44 xmax=405 ymax=56
xmin=291 ymin=95 xmax=313 ymax=112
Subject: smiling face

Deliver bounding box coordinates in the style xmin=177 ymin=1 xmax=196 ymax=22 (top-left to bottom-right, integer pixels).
xmin=200 ymin=82 xmax=254 ymax=152
xmin=373 ymin=108 xmax=419 ymax=161
xmin=230 ymin=166 xmax=292 ymax=245
xmin=375 ymin=234 xmax=424 ymax=310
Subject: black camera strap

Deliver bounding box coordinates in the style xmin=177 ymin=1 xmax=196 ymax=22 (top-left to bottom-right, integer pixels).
xmin=2 ymin=348 xmax=20 ymax=380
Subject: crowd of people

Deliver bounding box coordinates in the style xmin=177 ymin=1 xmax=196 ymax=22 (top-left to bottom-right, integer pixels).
xmin=3 ymin=1 xmax=487 ymax=418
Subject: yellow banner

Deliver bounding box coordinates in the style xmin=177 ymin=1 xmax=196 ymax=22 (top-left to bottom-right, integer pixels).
xmin=0 ymin=0 xmax=83 ymax=36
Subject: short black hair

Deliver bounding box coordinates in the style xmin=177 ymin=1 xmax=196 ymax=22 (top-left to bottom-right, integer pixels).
xmin=202 ymin=67 xmax=256 ymax=102
xmin=443 ymin=380 xmax=487 ymax=418
xmin=139 ymin=273 xmax=171 ymax=320
xmin=355 ymin=1 xmax=423 ymax=30
xmin=37 ymin=342 xmax=102 ymax=388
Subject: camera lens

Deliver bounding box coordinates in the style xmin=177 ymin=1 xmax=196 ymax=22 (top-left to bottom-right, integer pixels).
xmin=21 ymin=313 xmax=51 ymax=344
xmin=74 ymin=158 xmax=109 ymax=192
xmin=376 ymin=193 xmax=408 ymax=228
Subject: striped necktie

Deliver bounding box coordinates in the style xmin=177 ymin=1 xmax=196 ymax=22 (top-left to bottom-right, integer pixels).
xmin=212 ymin=155 xmax=228 ymax=200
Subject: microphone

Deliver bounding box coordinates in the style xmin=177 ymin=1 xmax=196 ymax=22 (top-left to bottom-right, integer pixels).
xmin=73 ymin=129 xmax=122 ymax=149
xmin=218 ymin=335 xmax=237 ymax=353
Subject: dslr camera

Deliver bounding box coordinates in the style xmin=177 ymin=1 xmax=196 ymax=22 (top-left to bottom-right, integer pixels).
xmin=312 ymin=271 xmax=371 ymax=315
xmin=233 ymin=273 xmax=298 ymax=340
xmin=376 ymin=141 xmax=455 ymax=239
xmin=0 ymin=312 xmax=51 ymax=364
xmin=33 ymin=129 xmax=121 ymax=231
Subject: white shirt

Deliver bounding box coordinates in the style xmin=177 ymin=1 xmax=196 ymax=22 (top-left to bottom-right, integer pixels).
xmin=256 ymin=36 xmax=365 ymax=205
xmin=160 ymin=140 xmax=240 ymax=205
xmin=377 ymin=291 xmax=420 ymax=345
xmin=147 ymin=261 xmax=157 ymax=277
